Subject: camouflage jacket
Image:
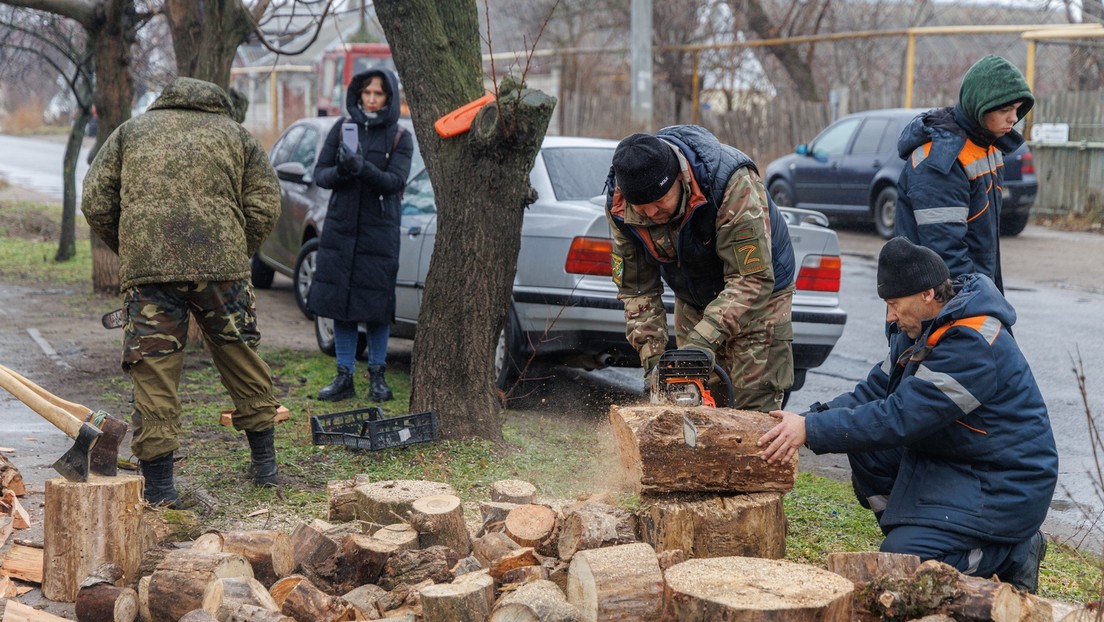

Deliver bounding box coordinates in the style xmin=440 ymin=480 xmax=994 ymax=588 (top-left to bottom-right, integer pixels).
xmin=82 ymin=77 xmax=280 ymax=290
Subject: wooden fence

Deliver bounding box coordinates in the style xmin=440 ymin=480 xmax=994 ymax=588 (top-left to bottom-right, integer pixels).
xmin=1030 ymin=91 xmax=1104 ymax=217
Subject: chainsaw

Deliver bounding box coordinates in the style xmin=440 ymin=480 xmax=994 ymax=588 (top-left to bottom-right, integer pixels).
xmin=649 ymin=349 xmax=735 ymax=448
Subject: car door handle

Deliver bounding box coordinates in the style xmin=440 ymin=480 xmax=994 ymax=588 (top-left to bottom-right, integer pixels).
xmin=407 ymin=226 xmax=422 ymax=238
xmin=872 ymin=160 xmax=881 ymax=168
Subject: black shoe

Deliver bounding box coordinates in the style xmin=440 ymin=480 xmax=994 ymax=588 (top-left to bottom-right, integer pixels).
xmin=139 ymin=452 xmax=183 ymax=507
xmin=367 ymin=364 xmax=393 ymax=402
xmin=246 ymin=428 xmax=279 ymax=487
xmin=318 ymin=369 xmax=355 ymax=402
xmin=1005 ymin=530 xmax=1047 ymax=593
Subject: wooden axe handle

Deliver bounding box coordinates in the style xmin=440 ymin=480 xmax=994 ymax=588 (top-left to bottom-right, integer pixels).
xmin=0 ymin=366 xmax=83 ymax=439
xmin=0 ymin=363 xmax=92 ymax=421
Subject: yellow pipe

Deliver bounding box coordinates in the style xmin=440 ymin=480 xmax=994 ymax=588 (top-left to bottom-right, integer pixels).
xmin=1024 ymin=40 xmax=1036 ymax=140
xmin=691 ymin=51 xmax=700 ymax=125
xmin=905 ymin=33 xmax=916 ymax=109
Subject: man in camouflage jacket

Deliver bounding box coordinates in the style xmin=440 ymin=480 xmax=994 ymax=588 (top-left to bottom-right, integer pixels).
xmin=605 ymin=126 xmax=796 ymax=412
xmin=82 ymin=77 xmax=282 ymax=507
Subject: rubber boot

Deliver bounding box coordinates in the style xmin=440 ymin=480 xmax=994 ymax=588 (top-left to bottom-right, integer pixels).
xmin=317 ymin=368 xmax=355 ymax=402
xmin=1005 ymin=530 xmax=1047 ymax=593
xmin=246 ymin=428 xmax=279 ymax=487
xmin=367 ymin=364 xmax=393 ymax=402
xmin=139 ymin=452 xmax=181 ymax=507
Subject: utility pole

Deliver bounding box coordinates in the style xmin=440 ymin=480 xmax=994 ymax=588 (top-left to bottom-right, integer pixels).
xmin=630 ymin=0 xmax=653 ymax=131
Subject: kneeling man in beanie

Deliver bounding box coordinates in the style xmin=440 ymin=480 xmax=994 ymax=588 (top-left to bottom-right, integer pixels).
xmin=758 ymin=237 xmax=1057 ymax=592
xmin=605 ymin=126 xmax=796 ymax=412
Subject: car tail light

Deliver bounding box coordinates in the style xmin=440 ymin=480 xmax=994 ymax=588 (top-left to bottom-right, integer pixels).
xmin=1021 ymin=151 xmax=1034 ymax=175
xmin=795 ymin=255 xmax=841 ymax=292
xmin=565 ymin=237 xmax=613 ymax=276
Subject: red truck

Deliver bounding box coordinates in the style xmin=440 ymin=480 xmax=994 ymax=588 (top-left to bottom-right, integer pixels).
xmin=316 ymin=42 xmax=403 ymax=117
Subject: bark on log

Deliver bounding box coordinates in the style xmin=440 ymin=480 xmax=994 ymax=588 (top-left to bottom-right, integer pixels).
xmin=138 ymin=575 xmax=151 ymax=622
xmin=473 ymin=532 xmax=521 ymax=567
xmin=317 ymin=533 xmax=397 ymax=594
xmin=355 ymin=479 xmax=455 ymax=528
xmin=4 ymin=599 xmax=90 ymax=621
xmin=146 ymin=549 xmax=254 ymax=622
xmin=42 ymin=474 xmax=145 ymax=602
xmin=826 ymin=551 xmax=921 ymax=584
xmin=610 ymin=405 xmax=796 ymax=493
xmin=201 ymin=576 xmax=280 ymax=615
xmin=501 ymin=564 xmax=549 ymax=584
xmin=139 ymin=505 xmax=204 ymax=550
xmin=0 ymin=542 xmax=43 ymax=583
xmin=0 ymin=452 xmax=25 ymax=496
xmin=491 ymin=579 xmax=582 ymax=622
xmin=269 ymin=575 xmax=356 ymax=622
xmin=220 ymin=602 xmax=295 ymax=621
xmin=637 ymin=492 xmax=786 ymax=560
xmin=374 ymin=523 xmax=419 ymax=551
xmin=856 ymin=560 xmax=1036 ymax=621
xmin=289 ymin=521 xmax=339 ymax=572
xmin=327 ymin=475 xmax=370 ymax=522
xmin=379 ymin=545 xmax=459 ymax=590
xmin=504 ymin=504 xmax=557 ymax=550
xmin=565 ymin=542 xmax=663 ymax=620
xmin=341 ymin=583 xmax=387 ymax=618
xmin=479 ymin=501 xmax=519 ymax=535
xmin=490 ymin=479 xmax=536 ymax=504
xmin=419 ymin=580 xmax=493 ymax=621
xmin=557 ymin=502 xmax=637 ymax=560
xmin=452 ymin=569 xmax=496 ymax=611
xmin=178 ymin=611 xmax=219 ymax=622
xmin=193 ymin=530 xmax=294 ymax=587
xmin=664 ymin=556 xmax=854 ymax=621
xmin=75 ymin=583 xmax=139 ymax=622
xmin=409 ymin=494 xmax=472 ymax=556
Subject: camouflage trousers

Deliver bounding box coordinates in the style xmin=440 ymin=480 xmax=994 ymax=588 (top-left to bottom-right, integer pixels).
xmin=674 ymin=284 xmax=794 ymax=412
xmin=121 ymin=279 xmax=278 ymax=460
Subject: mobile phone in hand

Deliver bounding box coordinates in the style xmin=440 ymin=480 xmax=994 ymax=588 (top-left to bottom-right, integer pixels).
xmin=341 ymin=122 xmax=358 ymax=152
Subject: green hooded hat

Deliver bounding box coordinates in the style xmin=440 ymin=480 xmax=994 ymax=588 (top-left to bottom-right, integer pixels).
xmin=958 ymin=55 xmax=1034 ymax=126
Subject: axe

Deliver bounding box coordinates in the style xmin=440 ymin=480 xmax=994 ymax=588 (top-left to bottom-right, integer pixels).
xmin=0 ymin=364 xmax=129 ymax=481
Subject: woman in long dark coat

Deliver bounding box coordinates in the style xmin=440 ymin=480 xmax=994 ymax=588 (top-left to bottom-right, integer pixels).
xmin=311 ymin=68 xmax=413 ymax=401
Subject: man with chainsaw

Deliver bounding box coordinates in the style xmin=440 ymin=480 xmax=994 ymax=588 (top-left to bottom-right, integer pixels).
xmin=605 ymin=126 xmax=795 ymax=412
xmin=757 ymin=237 xmax=1057 ymax=593
xmin=82 ymin=77 xmax=282 ymax=507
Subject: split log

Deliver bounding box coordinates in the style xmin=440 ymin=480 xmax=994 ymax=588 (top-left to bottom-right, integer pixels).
xmin=479 ymin=501 xmax=519 ymax=535
xmin=138 ymin=576 xmax=151 ymax=622
xmin=269 ymin=575 xmax=356 ymax=622
xmin=355 ymin=479 xmax=456 ymax=529
xmin=0 ymin=452 xmax=25 ymax=496
xmin=490 ymin=479 xmax=537 ymax=504
xmin=637 ymin=492 xmax=786 ymax=559
xmin=3 ymin=600 xmax=82 ymax=621
xmin=1 ymin=542 xmax=43 ymax=583
xmin=0 ymin=574 xmax=17 ymax=598
xmin=220 ymin=603 xmax=294 ymax=621
xmin=409 ymin=494 xmax=472 ymax=556
xmin=75 ymin=583 xmax=139 ymax=622
xmin=565 ymin=542 xmax=663 ymax=620
xmin=289 ymin=521 xmax=339 ymax=572
xmin=327 ymin=475 xmax=370 ymax=522
xmin=473 ymin=532 xmax=521 ymax=568
xmin=201 ymin=576 xmax=280 ymax=615
xmin=42 ymin=474 xmax=145 ymax=602
xmin=489 ymin=547 xmax=542 ymax=582
xmin=419 ymin=580 xmax=493 ymax=621
xmin=2 ymin=489 xmax=29 ymax=529
xmin=374 ymin=523 xmax=419 ymax=551
xmin=452 ymin=569 xmax=495 ymax=610
xmin=609 ymin=405 xmax=796 ymax=493
xmin=0 ymin=515 xmax=12 ymax=548
xmin=178 ymin=610 xmax=219 ymax=622
xmin=342 ymin=583 xmax=387 ymax=617
xmin=501 ymin=564 xmax=549 ymax=584
xmin=826 ymin=551 xmax=921 ymax=584
xmin=453 ymin=555 xmax=484 ymax=577
xmin=856 ymin=560 xmax=1034 ymax=621
xmin=504 ymin=504 xmax=557 ymax=549
xmin=664 ymin=556 xmax=854 ymax=621
xmin=490 ymin=579 xmax=582 ymax=622
xmin=193 ymin=530 xmax=294 ymax=587
xmin=556 ymin=502 xmax=636 ymax=560
xmin=379 ymin=545 xmax=459 ymax=590
xmin=311 ymin=533 xmax=397 ymax=594
xmin=146 ymin=549 xmax=253 ymax=622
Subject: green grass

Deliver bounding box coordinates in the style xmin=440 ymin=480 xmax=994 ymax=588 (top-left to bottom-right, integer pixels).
xmin=0 ymin=201 xmax=91 ymax=285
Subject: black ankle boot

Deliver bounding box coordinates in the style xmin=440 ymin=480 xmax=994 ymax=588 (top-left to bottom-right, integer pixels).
xmin=367 ymin=364 xmax=393 ymax=402
xmin=139 ymin=452 xmax=180 ymax=507
xmin=318 ymin=369 xmax=355 ymax=401
xmin=246 ymin=428 xmax=279 ymax=487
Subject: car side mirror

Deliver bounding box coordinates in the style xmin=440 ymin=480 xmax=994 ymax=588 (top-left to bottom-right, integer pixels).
xmin=795 ymin=144 xmax=809 ymax=156
xmin=275 ymin=161 xmax=309 ymax=184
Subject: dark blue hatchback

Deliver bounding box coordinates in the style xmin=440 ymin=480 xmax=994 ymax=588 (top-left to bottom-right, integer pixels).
xmin=764 ymin=108 xmax=1036 ymax=238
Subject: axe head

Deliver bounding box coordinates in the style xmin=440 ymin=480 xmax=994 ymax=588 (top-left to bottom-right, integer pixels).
xmin=53 ymin=421 xmax=101 ymax=482
xmin=87 ymin=411 xmax=128 ymax=477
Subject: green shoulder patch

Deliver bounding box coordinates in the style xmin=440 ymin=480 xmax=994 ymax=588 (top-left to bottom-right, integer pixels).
xmin=611 ymin=253 xmax=624 ymax=287
xmin=735 ymin=242 xmax=767 ymax=275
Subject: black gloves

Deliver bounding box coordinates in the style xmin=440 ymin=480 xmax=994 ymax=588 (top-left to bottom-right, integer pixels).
xmin=337 ymin=144 xmax=365 ymax=176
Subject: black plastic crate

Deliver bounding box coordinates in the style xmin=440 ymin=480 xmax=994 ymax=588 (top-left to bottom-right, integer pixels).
xmin=310 ymin=407 xmax=439 ymax=451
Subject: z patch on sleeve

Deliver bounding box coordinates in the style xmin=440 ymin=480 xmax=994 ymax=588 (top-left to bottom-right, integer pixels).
xmin=732 ymin=226 xmax=767 ymax=275
xmin=611 ymin=253 xmax=624 ymax=287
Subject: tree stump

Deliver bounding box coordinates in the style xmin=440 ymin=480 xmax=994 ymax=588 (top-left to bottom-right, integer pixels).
xmin=289 ymin=521 xmax=339 ymax=572
xmin=557 ymin=502 xmax=637 ymax=560
xmin=75 ymin=583 xmax=139 ymax=622
xmin=193 ymin=530 xmax=294 ymax=587
xmin=410 ymin=494 xmax=472 ymax=555
xmin=491 ymin=579 xmax=582 ymax=622
xmin=327 ymin=475 xmax=370 ymax=522
xmin=42 ymin=474 xmax=145 ymax=602
xmin=609 ymin=405 xmax=796 ymax=493
xmin=504 ymin=504 xmax=557 ymax=549
xmin=637 ymin=491 xmax=786 ymax=559
xmin=566 ymin=542 xmax=663 ymax=620
xmin=201 ymin=576 xmax=280 ymax=615
xmin=419 ymin=581 xmax=493 ymax=621
xmin=146 ymin=549 xmax=253 ymax=622
xmin=270 ymin=575 xmax=356 ymax=622
xmin=374 ymin=523 xmax=420 ymax=551
xmin=354 ymin=479 xmax=455 ymax=528
xmin=826 ymin=551 xmax=921 ymax=584
xmin=664 ymin=556 xmax=854 ymax=621
xmin=491 ymin=479 xmax=537 ymax=504
xmin=453 ymin=569 xmax=496 ymax=611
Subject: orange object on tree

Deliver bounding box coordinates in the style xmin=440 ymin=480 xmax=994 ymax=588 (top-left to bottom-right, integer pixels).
xmin=434 ymin=92 xmax=495 ymax=138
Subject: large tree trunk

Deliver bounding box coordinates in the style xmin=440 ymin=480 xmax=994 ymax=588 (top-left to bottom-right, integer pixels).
xmin=375 ymin=0 xmax=556 ymax=442
xmin=162 ymin=0 xmax=269 ymax=90
xmin=58 ymin=56 xmax=93 ymax=262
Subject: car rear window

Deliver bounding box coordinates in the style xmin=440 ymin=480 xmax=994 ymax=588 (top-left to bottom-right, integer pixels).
xmin=852 ymin=118 xmax=889 ymax=156
xmin=542 ymin=147 xmax=615 ymax=201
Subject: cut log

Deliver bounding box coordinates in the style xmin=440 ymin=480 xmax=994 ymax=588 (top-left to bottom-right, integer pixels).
xmin=409 ymin=494 xmax=472 ymax=555
xmin=178 ymin=610 xmax=219 ymax=622
xmin=75 ymin=583 xmax=139 ymax=622
xmin=609 ymin=405 xmax=796 ymax=493
xmin=504 ymin=504 xmax=557 ymax=549
xmin=0 ymin=452 xmax=25 ymax=496
xmin=637 ymin=492 xmax=786 ymax=559
xmin=419 ymin=580 xmax=493 ymax=621
xmin=556 ymin=502 xmax=636 ymax=560
xmin=473 ymin=532 xmax=521 ymax=568
xmin=289 ymin=521 xmax=339 ymax=572
xmin=665 ymin=556 xmax=854 ymax=621
xmin=855 ymin=560 xmax=1033 ymax=621
xmin=146 ymin=549 xmax=254 ymax=622
xmin=42 ymin=474 xmax=145 ymax=602
xmin=452 ymin=569 xmax=495 ymax=611
xmin=491 ymin=579 xmax=582 ymax=622
xmin=453 ymin=555 xmax=484 ymax=577
xmin=479 ymin=501 xmax=519 ymax=535
xmin=310 ymin=533 xmax=397 ymax=594
xmin=355 ymin=479 xmax=456 ymax=528
xmin=826 ymin=551 xmax=921 ymax=584
xmin=501 ymin=564 xmax=549 ymax=584
xmin=490 ymin=479 xmax=537 ymax=504
xmin=0 ymin=515 xmax=12 ymax=548
xmin=373 ymin=523 xmax=419 ymax=551
xmin=220 ymin=602 xmax=294 ymax=621
xmin=1062 ymin=608 xmax=1100 ymax=621
xmin=0 ymin=541 xmax=42 ymax=583
xmin=0 ymin=574 xmax=17 ymax=598
xmin=3 ymin=600 xmax=83 ymax=621
xmin=377 ymin=579 xmax=433 ymax=615
xmin=139 ymin=505 xmax=204 ymax=550
xmin=327 ymin=475 xmax=370 ymax=522
xmin=489 ymin=547 xmax=542 ymax=582
xmin=342 ymin=583 xmax=387 ymax=617
xmin=2 ymin=489 xmax=30 ymax=529
xmin=201 ymin=576 xmax=280 ymax=615
xmin=565 ymin=542 xmax=663 ymax=620
xmin=270 ymin=575 xmax=356 ymax=622
xmin=138 ymin=575 xmax=151 ymax=622
xmin=193 ymin=530 xmax=294 ymax=587
xmin=379 ymin=545 xmax=460 ymax=590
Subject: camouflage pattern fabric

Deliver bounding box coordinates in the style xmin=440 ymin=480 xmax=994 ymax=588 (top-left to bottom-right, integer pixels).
xmin=122 ymin=279 xmax=278 ymax=459
xmin=82 ymin=77 xmax=280 ymax=291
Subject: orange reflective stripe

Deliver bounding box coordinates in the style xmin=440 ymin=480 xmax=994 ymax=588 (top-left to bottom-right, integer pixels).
xmin=926 ymin=315 xmax=992 ymax=348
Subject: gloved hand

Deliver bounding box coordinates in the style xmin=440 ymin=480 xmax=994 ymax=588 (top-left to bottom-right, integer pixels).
xmin=337 ymin=144 xmax=364 ymax=176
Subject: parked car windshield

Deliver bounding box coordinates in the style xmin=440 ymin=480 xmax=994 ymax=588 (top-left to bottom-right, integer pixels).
xmin=542 ymin=147 xmax=616 ymax=201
